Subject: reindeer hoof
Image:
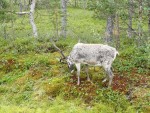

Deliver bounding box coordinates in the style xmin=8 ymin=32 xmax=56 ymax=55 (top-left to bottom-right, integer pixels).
xmin=77 ymin=82 xmax=80 ymax=85
xmin=107 ymin=85 xmax=112 ymax=88
xmin=87 ymin=78 xmax=90 ymax=81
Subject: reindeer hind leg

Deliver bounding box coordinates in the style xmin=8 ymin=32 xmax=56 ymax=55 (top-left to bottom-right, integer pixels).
xmin=85 ymin=65 xmax=90 ymax=81
xmin=103 ymin=64 xmax=113 ymax=87
xmin=107 ymin=68 xmax=114 ymax=87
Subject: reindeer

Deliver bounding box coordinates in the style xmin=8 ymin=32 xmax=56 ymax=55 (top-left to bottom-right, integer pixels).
xmin=51 ymin=40 xmax=119 ymax=87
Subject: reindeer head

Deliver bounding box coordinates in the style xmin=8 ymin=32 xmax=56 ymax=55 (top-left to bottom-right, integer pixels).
xmin=66 ymin=57 xmax=74 ymax=73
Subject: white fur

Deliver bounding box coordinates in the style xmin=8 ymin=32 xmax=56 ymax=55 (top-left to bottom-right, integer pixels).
xmin=67 ymin=43 xmax=119 ymax=87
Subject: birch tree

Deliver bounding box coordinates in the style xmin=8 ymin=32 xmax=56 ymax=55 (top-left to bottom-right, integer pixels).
xmin=105 ymin=15 xmax=115 ymax=44
xmin=114 ymin=14 xmax=120 ymax=50
xmin=137 ymin=0 xmax=143 ymax=46
xmin=29 ymin=0 xmax=38 ymax=37
xmin=82 ymin=0 xmax=87 ymax=9
xmin=128 ymin=0 xmax=133 ymax=38
xmin=0 ymin=0 xmax=11 ymax=39
xmin=19 ymin=0 xmax=23 ymax=13
xmin=74 ymin=0 xmax=78 ymax=7
xmin=61 ymin=0 xmax=67 ymax=38
xmin=148 ymin=1 xmax=150 ymax=33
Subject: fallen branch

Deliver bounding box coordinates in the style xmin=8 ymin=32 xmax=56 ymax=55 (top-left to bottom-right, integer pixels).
xmin=16 ymin=12 xmax=29 ymax=15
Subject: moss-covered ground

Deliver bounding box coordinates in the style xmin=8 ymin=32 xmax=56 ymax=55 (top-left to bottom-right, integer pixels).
xmin=0 ymin=8 xmax=149 ymax=113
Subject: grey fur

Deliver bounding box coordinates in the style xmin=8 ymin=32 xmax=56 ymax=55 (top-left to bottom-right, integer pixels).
xmin=67 ymin=43 xmax=119 ymax=87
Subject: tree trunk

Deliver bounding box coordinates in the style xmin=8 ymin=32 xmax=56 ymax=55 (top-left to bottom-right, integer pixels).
xmin=23 ymin=0 xmax=27 ymax=10
xmin=105 ymin=15 xmax=115 ymax=45
xmin=83 ymin=0 xmax=87 ymax=9
xmin=74 ymin=0 xmax=79 ymax=7
xmin=10 ymin=0 xmax=14 ymax=38
xmin=148 ymin=1 xmax=150 ymax=33
xmin=61 ymin=0 xmax=67 ymax=38
xmin=75 ymin=0 xmax=77 ymax=7
xmin=54 ymin=2 xmax=59 ymax=41
xmin=4 ymin=23 xmax=7 ymax=39
xmin=19 ymin=0 xmax=23 ymax=12
xmin=128 ymin=0 xmax=133 ymax=38
xmin=114 ymin=14 xmax=120 ymax=50
xmin=137 ymin=0 xmax=143 ymax=47
xmin=29 ymin=0 xmax=38 ymax=37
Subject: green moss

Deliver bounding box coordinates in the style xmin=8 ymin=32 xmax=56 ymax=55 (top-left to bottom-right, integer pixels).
xmin=43 ymin=77 xmax=65 ymax=97
xmin=0 ymin=7 xmax=149 ymax=113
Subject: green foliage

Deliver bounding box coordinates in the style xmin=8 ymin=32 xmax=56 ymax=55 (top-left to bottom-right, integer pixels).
xmin=0 ymin=70 xmax=24 ymax=84
xmin=87 ymin=0 xmax=124 ymax=18
xmin=37 ymin=0 xmax=60 ymax=9
xmin=0 ymin=0 xmax=16 ymax=22
xmin=0 ymin=0 xmax=8 ymax=9
xmin=0 ymin=7 xmax=149 ymax=113
xmin=87 ymin=0 xmax=97 ymax=10
xmin=43 ymin=77 xmax=65 ymax=97
xmin=0 ymin=10 xmax=16 ymax=22
xmin=114 ymin=46 xmax=149 ymax=74
xmin=67 ymin=8 xmax=105 ymax=43
xmin=96 ymin=89 xmax=131 ymax=112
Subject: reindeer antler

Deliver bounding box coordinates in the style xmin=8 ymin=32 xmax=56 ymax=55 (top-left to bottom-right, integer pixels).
xmin=50 ymin=38 xmax=66 ymax=60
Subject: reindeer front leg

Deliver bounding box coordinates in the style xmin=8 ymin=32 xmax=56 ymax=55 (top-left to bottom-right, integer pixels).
xmin=75 ymin=63 xmax=81 ymax=85
xmin=85 ymin=65 xmax=90 ymax=81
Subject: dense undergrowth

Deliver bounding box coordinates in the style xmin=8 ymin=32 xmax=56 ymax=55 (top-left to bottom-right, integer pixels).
xmin=0 ymin=37 xmax=149 ymax=113
xmin=0 ymin=8 xmax=150 ymax=113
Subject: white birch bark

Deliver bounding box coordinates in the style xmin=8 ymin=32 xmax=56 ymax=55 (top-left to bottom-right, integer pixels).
xmin=61 ymin=0 xmax=67 ymax=38
xmin=29 ymin=0 xmax=38 ymax=37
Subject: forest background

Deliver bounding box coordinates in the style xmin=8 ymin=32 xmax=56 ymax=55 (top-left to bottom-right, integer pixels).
xmin=0 ymin=0 xmax=150 ymax=113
